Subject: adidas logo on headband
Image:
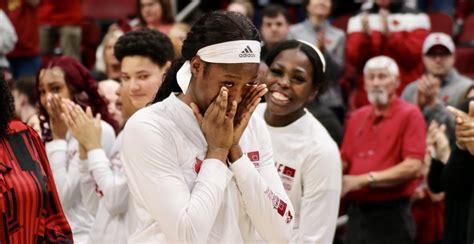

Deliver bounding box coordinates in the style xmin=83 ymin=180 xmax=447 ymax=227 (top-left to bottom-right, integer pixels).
xmin=239 ymin=45 xmax=256 ymax=58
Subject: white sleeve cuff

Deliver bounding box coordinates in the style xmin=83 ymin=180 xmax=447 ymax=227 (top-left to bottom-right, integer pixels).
xmin=87 ymin=148 xmax=109 ymax=171
xmin=197 ymin=159 xmax=233 ymax=190
xmin=45 ymin=139 xmax=67 ymax=153
xmin=229 ymin=155 xmax=254 ymax=180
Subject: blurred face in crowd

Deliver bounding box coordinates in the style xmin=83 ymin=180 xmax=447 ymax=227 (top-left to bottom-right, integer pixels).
xmin=12 ymin=89 xmax=27 ymax=117
xmin=140 ymin=0 xmax=163 ymax=25
xmin=38 ymin=67 xmax=72 ymax=111
xmin=364 ymin=67 xmax=398 ymax=107
xmin=104 ymin=32 xmax=122 ymax=78
xmin=264 ymin=48 xmax=317 ymax=120
xmin=261 ymin=14 xmax=290 ymax=46
xmin=227 ymin=3 xmax=248 ymax=17
xmin=120 ymin=56 xmax=169 ymax=109
xmin=98 ymin=80 xmax=122 ymax=126
xmin=307 ymin=0 xmax=332 ymax=19
xmin=375 ymin=0 xmax=391 ymax=9
xmin=423 ymin=45 xmax=455 ymax=77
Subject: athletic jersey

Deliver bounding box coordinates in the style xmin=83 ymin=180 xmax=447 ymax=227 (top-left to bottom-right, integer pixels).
xmin=45 ymin=121 xmax=115 ymax=243
xmin=122 ymin=93 xmax=294 ymax=243
xmin=255 ymin=104 xmax=342 ymax=243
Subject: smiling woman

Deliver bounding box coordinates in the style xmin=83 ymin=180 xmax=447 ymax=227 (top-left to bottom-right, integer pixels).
xmin=254 ymin=40 xmax=342 ymax=243
xmin=122 ymin=11 xmax=295 ymax=243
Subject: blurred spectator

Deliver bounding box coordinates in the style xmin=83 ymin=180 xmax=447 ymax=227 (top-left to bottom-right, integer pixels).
xmin=227 ymin=0 xmax=255 ymax=20
xmin=2 ymin=0 xmax=40 ymax=79
xmin=0 ymin=9 xmax=17 ymax=75
xmin=341 ymin=56 xmax=426 ymax=244
xmin=259 ymin=4 xmax=290 ymax=60
xmin=290 ymin=0 xmax=346 ymax=121
xmin=93 ymin=27 xmax=124 ymax=81
xmin=10 ymin=75 xmax=41 ymax=136
xmin=417 ymin=0 xmax=455 ymax=17
xmin=402 ymin=33 xmax=472 ymax=108
xmin=98 ymin=79 xmax=122 ymax=128
xmin=411 ymin=120 xmax=446 ymax=244
xmin=133 ymin=0 xmax=174 ymax=34
xmin=168 ymin=23 xmax=191 ymax=58
xmin=345 ymin=0 xmax=430 ymax=109
xmin=37 ymin=0 xmax=83 ymax=61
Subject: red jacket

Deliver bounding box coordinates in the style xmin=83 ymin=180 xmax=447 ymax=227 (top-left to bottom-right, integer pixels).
xmin=37 ymin=0 xmax=82 ymax=26
xmin=345 ymin=9 xmax=430 ymax=109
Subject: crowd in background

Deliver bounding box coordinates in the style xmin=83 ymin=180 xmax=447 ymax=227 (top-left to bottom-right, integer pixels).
xmin=1 ymin=0 xmax=474 ymax=243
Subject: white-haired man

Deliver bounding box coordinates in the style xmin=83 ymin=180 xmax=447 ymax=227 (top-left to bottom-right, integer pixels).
xmin=340 ymin=56 xmax=427 ymax=243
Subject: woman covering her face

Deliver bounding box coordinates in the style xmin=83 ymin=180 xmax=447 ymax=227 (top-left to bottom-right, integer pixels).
xmin=121 ymin=11 xmax=294 ymax=243
xmin=36 ymin=56 xmax=117 ymax=243
xmin=254 ymin=40 xmax=342 ymax=243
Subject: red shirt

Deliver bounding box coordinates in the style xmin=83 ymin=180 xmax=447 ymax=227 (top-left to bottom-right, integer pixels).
xmin=0 ymin=120 xmax=72 ymax=243
xmin=37 ymin=0 xmax=82 ymax=26
xmin=341 ymin=97 xmax=426 ymax=202
xmin=1 ymin=0 xmax=39 ymax=58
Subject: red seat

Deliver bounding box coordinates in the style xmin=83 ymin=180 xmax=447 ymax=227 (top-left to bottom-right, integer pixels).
xmin=458 ymin=14 xmax=474 ymax=45
xmin=455 ymin=46 xmax=474 ymax=78
xmin=82 ymin=0 xmax=136 ymax=20
xmin=428 ymin=12 xmax=453 ymax=35
xmin=332 ymin=14 xmax=351 ymax=32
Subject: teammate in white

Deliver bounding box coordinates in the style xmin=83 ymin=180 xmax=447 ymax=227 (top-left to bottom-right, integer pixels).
xmin=37 ymin=56 xmax=117 ymax=243
xmin=60 ymin=29 xmax=175 ymax=244
xmin=121 ymin=11 xmax=294 ymax=243
xmin=255 ymin=40 xmax=342 ymax=243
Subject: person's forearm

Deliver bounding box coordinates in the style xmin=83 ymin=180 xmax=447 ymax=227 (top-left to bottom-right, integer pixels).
xmin=368 ymin=159 xmax=422 ymax=188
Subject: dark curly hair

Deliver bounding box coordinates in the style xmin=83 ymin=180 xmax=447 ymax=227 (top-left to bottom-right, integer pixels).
xmin=36 ymin=56 xmax=120 ymax=141
xmin=0 ymin=72 xmax=14 ymax=139
xmin=114 ymin=28 xmax=175 ymax=67
xmin=153 ymin=11 xmax=261 ymax=103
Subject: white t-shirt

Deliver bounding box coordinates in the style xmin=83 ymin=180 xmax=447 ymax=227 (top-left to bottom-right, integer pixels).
xmin=45 ymin=121 xmax=115 ymax=244
xmin=255 ymin=104 xmax=342 ymax=243
xmin=121 ymin=93 xmax=294 ymax=243
xmin=79 ymin=132 xmax=131 ymax=244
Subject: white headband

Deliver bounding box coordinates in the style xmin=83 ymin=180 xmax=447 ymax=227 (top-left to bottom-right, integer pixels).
xmin=177 ymin=40 xmax=261 ymax=94
xmin=296 ymin=39 xmax=326 ymax=73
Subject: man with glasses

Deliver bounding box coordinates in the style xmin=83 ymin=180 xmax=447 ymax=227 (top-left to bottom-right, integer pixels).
xmin=402 ymin=33 xmax=472 ymax=108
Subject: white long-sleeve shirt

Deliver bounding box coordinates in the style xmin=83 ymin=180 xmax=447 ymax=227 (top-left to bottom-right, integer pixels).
xmin=45 ymin=121 xmax=116 ymax=244
xmin=80 ymin=133 xmax=130 ymax=244
xmin=256 ymin=104 xmax=342 ymax=243
xmin=122 ymin=93 xmax=294 ymax=243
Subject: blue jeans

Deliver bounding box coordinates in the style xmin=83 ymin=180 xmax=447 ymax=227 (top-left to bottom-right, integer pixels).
xmin=8 ymin=56 xmax=41 ymax=79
